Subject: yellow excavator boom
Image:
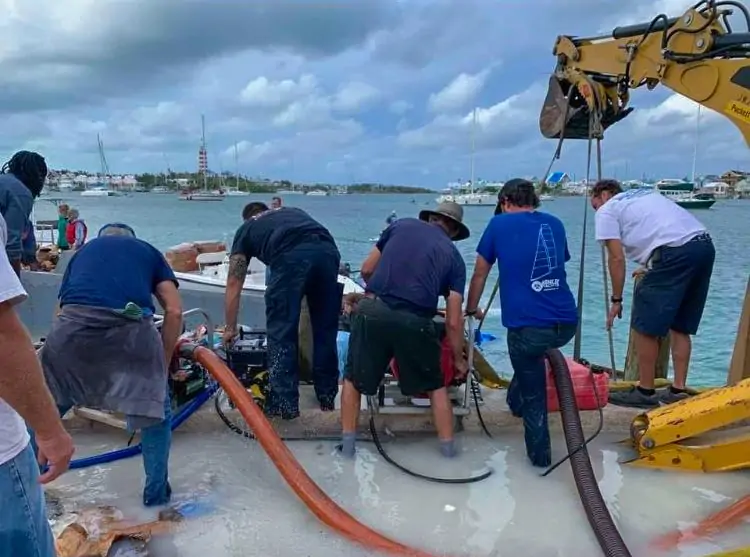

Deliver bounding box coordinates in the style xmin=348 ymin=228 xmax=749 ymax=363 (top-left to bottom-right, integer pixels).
xmin=541 ymin=1 xmax=750 ymax=473
xmin=541 ymin=0 xmax=750 ymax=145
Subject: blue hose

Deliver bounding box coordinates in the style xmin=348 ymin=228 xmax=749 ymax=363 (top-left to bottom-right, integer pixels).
xmin=68 ymin=384 xmax=217 ymax=470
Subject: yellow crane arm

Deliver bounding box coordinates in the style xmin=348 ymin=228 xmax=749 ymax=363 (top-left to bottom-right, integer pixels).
xmin=540 ymin=0 xmax=750 ymax=145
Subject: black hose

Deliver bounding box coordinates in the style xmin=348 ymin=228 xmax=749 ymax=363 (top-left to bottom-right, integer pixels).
xmin=368 ymin=412 xmax=493 ymax=484
xmin=214 ymin=389 xmax=373 ymax=444
xmin=541 ymin=364 xmax=605 ymax=477
xmin=471 ymin=374 xmax=493 ymax=439
xmin=545 ymin=348 xmax=632 ymax=557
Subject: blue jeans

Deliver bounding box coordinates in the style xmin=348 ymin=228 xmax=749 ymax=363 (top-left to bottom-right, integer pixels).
xmin=28 ymin=393 xmax=172 ymax=507
xmin=265 ymin=238 xmax=341 ymax=416
xmin=506 ymin=324 xmax=577 ymax=467
xmin=0 ymin=443 xmax=56 ymax=557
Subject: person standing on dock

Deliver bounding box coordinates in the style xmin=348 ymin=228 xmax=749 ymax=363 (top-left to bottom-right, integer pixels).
xmin=65 ymin=208 xmax=88 ymax=250
xmin=0 ymin=150 xmax=47 ymax=276
xmin=339 ymin=202 xmax=470 ymax=459
xmin=56 ymin=203 xmax=70 ymax=251
xmin=32 ymin=222 xmax=183 ymax=507
xmin=224 ymin=202 xmax=342 ymax=420
xmin=465 ymin=179 xmax=577 ymax=468
xmin=590 ymin=180 xmax=715 ymax=409
xmin=0 ymin=213 xmax=74 ymax=557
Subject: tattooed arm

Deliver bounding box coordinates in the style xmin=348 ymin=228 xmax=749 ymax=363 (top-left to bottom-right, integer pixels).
xmin=224 ymin=253 xmax=249 ymax=336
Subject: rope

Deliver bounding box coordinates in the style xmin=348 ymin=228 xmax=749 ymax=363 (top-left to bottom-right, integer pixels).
xmin=597 ymin=139 xmax=618 ymax=378
xmin=572 ymin=126 xmax=593 ymax=361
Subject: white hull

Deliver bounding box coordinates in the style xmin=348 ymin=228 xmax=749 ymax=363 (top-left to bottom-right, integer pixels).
xmin=81 ymin=189 xmax=117 ymax=197
xmin=436 ymin=192 xmax=496 ymax=206
xmin=173 ymin=257 xmax=363 ymax=295
xmin=305 ymin=190 xmax=328 ymax=196
xmin=180 ymin=192 xmax=225 ymax=201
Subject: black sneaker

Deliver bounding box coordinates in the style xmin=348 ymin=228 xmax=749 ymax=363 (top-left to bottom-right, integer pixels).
xmin=657 ymin=388 xmax=691 ymax=406
xmin=608 ymin=386 xmax=660 ymax=409
xmin=318 ymin=395 xmax=336 ymax=412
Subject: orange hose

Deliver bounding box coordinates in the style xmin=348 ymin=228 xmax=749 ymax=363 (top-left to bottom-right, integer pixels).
xmin=651 ymin=494 xmax=750 ymax=550
xmin=189 ymin=345 xmax=440 ymax=557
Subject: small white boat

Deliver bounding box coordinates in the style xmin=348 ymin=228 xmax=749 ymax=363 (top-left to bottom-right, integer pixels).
xmin=151 ymin=186 xmax=171 ymax=194
xmin=540 ymin=194 xmax=555 ymax=201
xmin=225 ymin=188 xmax=249 ymax=197
xmin=436 ymin=191 xmax=496 ymax=206
xmin=180 ymin=191 xmax=226 ymax=201
xmin=173 ymin=251 xmax=363 ymax=295
xmin=305 ymin=190 xmax=329 ymax=196
xmin=81 ymin=188 xmax=118 ymax=197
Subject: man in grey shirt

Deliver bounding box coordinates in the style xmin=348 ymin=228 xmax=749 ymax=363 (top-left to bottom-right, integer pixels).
xmin=0 ymin=151 xmax=47 ymax=275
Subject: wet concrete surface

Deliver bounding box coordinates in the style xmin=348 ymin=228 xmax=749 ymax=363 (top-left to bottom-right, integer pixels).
xmin=48 ymin=389 xmax=750 ymax=557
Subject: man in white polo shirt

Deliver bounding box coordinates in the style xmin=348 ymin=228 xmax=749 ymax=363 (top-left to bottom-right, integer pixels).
xmin=591 ymin=179 xmax=715 ymax=409
xmin=0 ymin=214 xmax=75 ymax=555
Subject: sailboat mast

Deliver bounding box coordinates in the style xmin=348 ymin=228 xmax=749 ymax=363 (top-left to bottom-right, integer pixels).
xmin=469 ymin=107 xmax=477 ymax=195
xmin=201 ymin=115 xmax=208 ymax=190
xmin=691 ymin=105 xmax=701 ymax=184
xmin=234 ymin=142 xmax=239 ymax=189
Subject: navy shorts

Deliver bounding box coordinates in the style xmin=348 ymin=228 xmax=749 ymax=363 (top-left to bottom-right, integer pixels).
xmin=632 ymin=233 xmax=715 ymax=337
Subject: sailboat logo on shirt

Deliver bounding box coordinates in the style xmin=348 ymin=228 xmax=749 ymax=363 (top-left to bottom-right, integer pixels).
xmin=530 ymin=224 xmax=560 ymax=293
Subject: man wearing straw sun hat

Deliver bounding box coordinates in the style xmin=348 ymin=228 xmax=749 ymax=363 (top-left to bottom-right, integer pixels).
xmin=340 ymin=201 xmax=470 ymax=459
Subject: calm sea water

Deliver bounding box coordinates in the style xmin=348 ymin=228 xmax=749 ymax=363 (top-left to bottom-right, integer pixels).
xmin=38 ymin=192 xmax=750 ymax=386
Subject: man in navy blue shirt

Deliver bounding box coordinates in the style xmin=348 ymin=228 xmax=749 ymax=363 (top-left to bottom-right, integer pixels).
xmin=224 ymin=203 xmax=342 ymax=420
xmin=32 ymin=223 xmax=183 ymax=507
xmin=465 ymin=179 xmax=577 ymax=468
xmin=340 ymin=202 xmax=469 ymax=459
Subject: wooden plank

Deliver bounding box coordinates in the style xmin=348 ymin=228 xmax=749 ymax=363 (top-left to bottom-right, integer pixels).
xmin=623 ymin=274 xmax=670 ymax=381
xmin=73 ymin=407 xmax=128 ymax=430
xmin=728 ymin=277 xmax=750 ymax=385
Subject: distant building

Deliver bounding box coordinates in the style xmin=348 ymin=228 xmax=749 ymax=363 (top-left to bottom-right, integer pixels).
xmin=720 ymin=170 xmax=747 ymax=186
xmin=546 ymin=172 xmax=571 ymax=187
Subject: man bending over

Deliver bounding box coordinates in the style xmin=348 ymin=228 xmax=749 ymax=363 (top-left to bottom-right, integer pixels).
xmin=224 ymin=203 xmax=342 ymax=419
xmin=33 ymin=223 xmax=183 ymax=506
xmin=591 ymin=180 xmax=715 ymax=408
xmin=340 ymin=201 xmax=469 ymax=458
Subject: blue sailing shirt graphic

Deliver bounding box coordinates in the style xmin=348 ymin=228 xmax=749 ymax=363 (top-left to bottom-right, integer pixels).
xmin=475 ymin=211 xmax=578 ymax=328
xmin=530 ymin=223 xmax=558 ymax=281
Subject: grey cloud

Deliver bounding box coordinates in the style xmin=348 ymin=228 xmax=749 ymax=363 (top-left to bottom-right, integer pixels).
xmin=0 ymin=0 xmax=398 ymax=113
xmin=369 ymin=0 xmax=653 ymax=71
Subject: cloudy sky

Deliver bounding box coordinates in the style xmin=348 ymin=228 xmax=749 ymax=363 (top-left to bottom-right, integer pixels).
xmin=1 ymin=0 xmax=746 ymax=187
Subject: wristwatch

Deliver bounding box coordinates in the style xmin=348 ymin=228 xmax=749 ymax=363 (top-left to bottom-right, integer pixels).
xmin=610 ymin=296 xmax=623 ymax=304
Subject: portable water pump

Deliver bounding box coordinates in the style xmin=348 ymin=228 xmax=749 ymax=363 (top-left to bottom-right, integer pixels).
xmin=224 ymin=328 xmax=270 ymax=407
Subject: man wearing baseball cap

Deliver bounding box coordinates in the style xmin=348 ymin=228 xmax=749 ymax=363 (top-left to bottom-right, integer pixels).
xmin=466 ymin=178 xmax=577 ymax=468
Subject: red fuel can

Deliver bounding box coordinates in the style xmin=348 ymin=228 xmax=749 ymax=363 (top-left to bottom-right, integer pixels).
xmin=546 ymin=357 xmax=609 ymax=412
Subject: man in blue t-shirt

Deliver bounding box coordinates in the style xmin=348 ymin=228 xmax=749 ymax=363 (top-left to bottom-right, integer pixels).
xmin=33 ymin=223 xmax=183 ymax=507
xmin=465 ymin=179 xmax=577 ymax=468
xmin=339 ymin=201 xmax=469 ymax=459
xmin=224 ymin=203 xmax=342 ymax=420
